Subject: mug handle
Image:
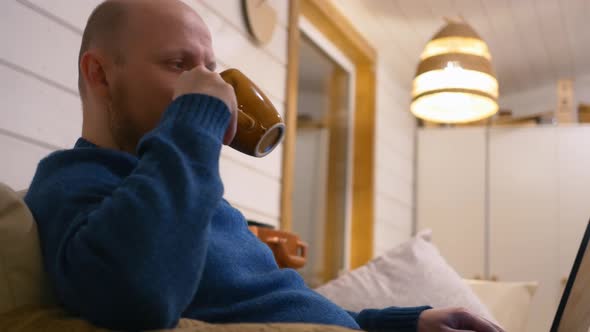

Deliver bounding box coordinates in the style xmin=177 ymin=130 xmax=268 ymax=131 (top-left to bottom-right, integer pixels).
xmin=220 ymin=69 xmax=257 ymax=131
xmin=237 ymin=110 xmax=256 ymax=130
xmin=265 ymin=237 xmax=307 ymax=269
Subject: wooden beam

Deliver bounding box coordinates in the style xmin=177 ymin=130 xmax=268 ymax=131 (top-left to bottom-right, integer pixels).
xmin=281 ymin=0 xmax=376 ymax=269
xmin=579 ymin=103 xmax=590 ymax=124
xmin=300 ymin=0 xmax=376 ymax=65
xmin=297 ymin=117 xmax=328 ymax=129
xmin=301 ymin=0 xmax=376 ymax=269
xmin=323 ymin=67 xmax=348 ymax=282
xmin=350 ymin=64 xmax=376 ymax=268
xmin=279 ymin=0 xmax=301 ymax=232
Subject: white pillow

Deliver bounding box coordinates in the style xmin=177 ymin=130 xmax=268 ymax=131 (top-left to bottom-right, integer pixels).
xmin=0 ymin=183 xmax=54 ymax=314
xmin=465 ymin=279 xmax=537 ymax=332
xmin=315 ymin=230 xmax=496 ymax=322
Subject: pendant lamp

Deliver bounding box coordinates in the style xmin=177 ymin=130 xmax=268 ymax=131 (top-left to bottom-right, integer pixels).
xmin=411 ymin=19 xmax=499 ymax=123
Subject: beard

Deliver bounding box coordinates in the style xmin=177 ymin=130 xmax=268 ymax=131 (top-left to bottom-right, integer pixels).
xmin=108 ymin=83 xmax=144 ymax=155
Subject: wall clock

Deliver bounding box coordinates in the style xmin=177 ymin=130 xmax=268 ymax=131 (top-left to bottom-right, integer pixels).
xmin=243 ymin=0 xmax=278 ymax=46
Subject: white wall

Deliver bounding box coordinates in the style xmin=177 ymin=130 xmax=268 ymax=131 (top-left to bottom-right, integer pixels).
xmin=575 ymin=73 xmax=590 ymax=105
xmin=499 ymin=72 xmax=590 ymax=117
xmin=292 ymin=88 xmax=329 ymax=285
xmin=297 ymin=89 xmax=328 ymax=120
xmin=499 ymin=83 xmax=557 ymax=117
xmin=292 ymin=128 xmax=329 ymax=287
xmin=0 ymin=0 xmax=288 ymax=227
xmin=373 ymin=62 xmax=416 ymax=257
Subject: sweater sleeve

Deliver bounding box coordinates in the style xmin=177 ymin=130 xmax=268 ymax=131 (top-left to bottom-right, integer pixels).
xmin=347 ymin=306 xmax=432 ymax=332
xmin=25 ymin=94 xmax=230 ymax=331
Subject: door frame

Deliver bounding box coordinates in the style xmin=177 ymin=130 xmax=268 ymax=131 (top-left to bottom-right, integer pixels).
xmin=299 ymin=17 xmax=357 ymax=277
xmin=280 ymin=0 xmax=377 ymax=269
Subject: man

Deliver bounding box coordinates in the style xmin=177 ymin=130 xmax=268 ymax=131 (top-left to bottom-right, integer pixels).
xmin=24 ymin=1 xmax=503 ymax=331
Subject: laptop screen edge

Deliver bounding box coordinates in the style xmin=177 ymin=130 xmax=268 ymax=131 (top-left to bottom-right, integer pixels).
xmin=550 ymin=220 xmax=590 ymax=332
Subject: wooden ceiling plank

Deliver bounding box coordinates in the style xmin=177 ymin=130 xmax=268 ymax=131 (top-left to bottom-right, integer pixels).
xmin=480 ymin=0 xmax=528 ymax=93
xmin=556 ymin=0 xmax=577 ymax=76
xmin=508 ymin=0 xmax=558 ymax=88
xmin=397 ymin=0 xmax=440 ymax=41
xmin=529 ymin=0 xmax=561 ymax=81
xmin=581 ymin=0 xmax=590 ymax=76
xmin=533 ymin=0 xmax=574 ymax=79
xmin=559 ymin=0 xmax=590 ymax=77
xmin=427 ymin=0 xmax=461 ymax=22
xmin=503 ymin=0 xmax=544 ymax=86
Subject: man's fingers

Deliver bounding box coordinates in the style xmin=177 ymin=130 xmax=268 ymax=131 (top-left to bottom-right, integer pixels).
xmin=460 ymin=311 xmax=501 ymax=332
xmin=443 ymin=327 xmax=474 ymax=332
xmin=223 ymin=109 xmax=238 ymax=145
xmin=481 ymin=317 xmax=506 ymax=332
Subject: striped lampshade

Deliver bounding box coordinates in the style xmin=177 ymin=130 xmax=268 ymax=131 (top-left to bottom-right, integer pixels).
xmin=411 ymin=20 xmax=499 ymax=124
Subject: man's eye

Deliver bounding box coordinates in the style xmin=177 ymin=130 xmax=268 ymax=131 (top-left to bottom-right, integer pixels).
xmin=169 ymin=61 xmax=185 ymax=70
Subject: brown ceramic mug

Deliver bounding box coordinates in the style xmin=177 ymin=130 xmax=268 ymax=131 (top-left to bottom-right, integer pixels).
xmin=220 ymin=69 xmax=285 ymax=158
xmin=248 ymin=225 xmax=308 ymax=269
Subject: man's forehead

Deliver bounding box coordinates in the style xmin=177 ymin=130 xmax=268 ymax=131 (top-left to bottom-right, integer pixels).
xmin=124 ymin=2 xmax=211 ymax=45
xmin=122 ymin=0 xmax=208 ymax=33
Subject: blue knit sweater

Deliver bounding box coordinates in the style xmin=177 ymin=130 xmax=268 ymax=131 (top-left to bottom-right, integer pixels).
xmin=25 ymin=94 xmax=430 ymax=331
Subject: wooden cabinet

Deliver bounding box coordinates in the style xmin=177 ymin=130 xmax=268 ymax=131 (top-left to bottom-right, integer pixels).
xmin=417 ymin=125 xmax=590 ymax=332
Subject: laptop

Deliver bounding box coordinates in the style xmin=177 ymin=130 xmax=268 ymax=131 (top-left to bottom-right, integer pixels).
xmin=550 ymin=220 xmax=590 ymax=332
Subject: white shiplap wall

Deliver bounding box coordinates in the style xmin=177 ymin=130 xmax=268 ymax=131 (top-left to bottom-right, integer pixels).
xmin=497 ymin=71 xmax=590 ymax=117
xmin=0 ymin=0 xmax=416 ymax=249
xmin=0 ymin=0 xmax=288 ymax=227
xmin=373 ymin=61 xmax=416 ymax=257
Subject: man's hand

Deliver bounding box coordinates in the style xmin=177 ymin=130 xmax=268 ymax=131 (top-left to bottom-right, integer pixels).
xmin=418 ymin=308 xmax=505 ymax=332
xmin=173 ymin=65 xmax=238 ymax=145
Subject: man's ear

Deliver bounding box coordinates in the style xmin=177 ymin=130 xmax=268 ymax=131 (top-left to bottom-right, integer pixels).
xmin=80 ymin=51 xmax=110 ymax=100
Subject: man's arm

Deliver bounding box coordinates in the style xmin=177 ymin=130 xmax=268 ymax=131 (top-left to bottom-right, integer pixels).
xmin=26 ymin=94 xmax=230 ymax=330
xmin=347 ymin=307 xmax=504 ymax=332
xmin=346 ymin=307 xmax=431 ymax=332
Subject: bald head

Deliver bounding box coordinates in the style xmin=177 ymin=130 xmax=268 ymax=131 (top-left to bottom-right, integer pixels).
xmin=78 ymin=0 xmax=208 ymax=97
xmin=78 ymin=0 xmax=215 ymax=153
xmin=77 ymin=0 xmax=129 ymax=97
